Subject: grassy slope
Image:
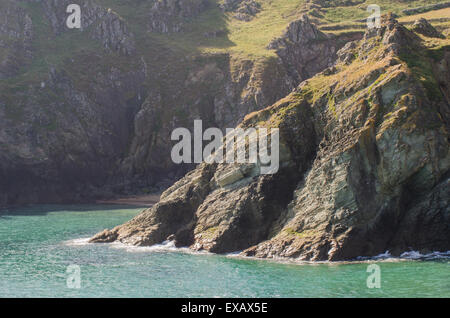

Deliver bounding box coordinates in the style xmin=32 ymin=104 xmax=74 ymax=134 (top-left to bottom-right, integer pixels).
xmin=96 ymin=0 xmax=308 ymax=60
xmin=107 ymin=0 xmax=450 ymax=58
xmin=320 ymin=0 xmax=445 ymax=22
xmin=88 ymin=0 xmax=450 ymax=86
xmin=318 ymin=1 xmax=450 ymax=33
xmin=2 ymin=0 xmax=450 ymax=92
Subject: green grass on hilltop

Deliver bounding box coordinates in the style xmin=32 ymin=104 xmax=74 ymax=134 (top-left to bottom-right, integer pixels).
xmin=321 ymin=0 xmax=447 ymax=23
xmin=98 ymin=0 xmax=308 ymax=60
xmin=106 ymin=0 xmax=449 ymax=59
xmin=317 ymin=0 xmax=450 ymax=35
xmin=2 ymin=0 xmax=450 ymax=89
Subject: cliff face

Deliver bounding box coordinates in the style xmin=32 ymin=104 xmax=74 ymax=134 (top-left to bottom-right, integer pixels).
xmin=91 ymin=16 xmax=450 ymax=261
xmin=268 ymin=15 xmax=339 ymax=84
xmin=118 ymin=14 xmax=357 ymax=190
xmin=0 ymin=1 xmax=33 ymax=79
xmin=0 ymin=0 xmax=356 ymax=206
xmin=2 ymin=0 xmax=450 ymax=260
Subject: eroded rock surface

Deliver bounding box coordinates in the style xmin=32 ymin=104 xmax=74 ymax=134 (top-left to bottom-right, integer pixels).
xmin=412 ymin=18 xmax=445 ymax=39
xmin=42 ymin=0 xmax=135 ymax=54
xmin=92 ymin=16 xmax=450 ymax=261
xmin=268 ymin=15 xmax=359 ymax=84
xmin=220 ymin=0 xmax=261 ymax=21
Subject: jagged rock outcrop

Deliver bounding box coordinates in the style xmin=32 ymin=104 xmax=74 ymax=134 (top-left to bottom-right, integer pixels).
xmin=92 ymin=16 xmax=450 ymax=261
xmin=42 ymin=0 xmax=105 ymax=33
xmin=148 ymin=0 xmax=209 ymax=33
xmin=220 ymin=0 xmax=261 ymax=22
xmin=41 ymin=0 xmax=135 ymax=54
xmin=412 ymin=18 xmax=445 ymax=39
xmin=90 ymin=11 xmax=136 ymax=55
xmin=268 ymin=15 xmax=360 ymax=84
xmin=245 ymin=16 xmax=450 ymax=260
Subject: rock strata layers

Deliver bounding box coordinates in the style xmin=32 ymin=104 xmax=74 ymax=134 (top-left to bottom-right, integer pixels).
xmin=91 ymin=16 xmax=450 ymax=261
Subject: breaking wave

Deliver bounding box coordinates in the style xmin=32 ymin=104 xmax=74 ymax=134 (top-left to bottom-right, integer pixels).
xmin=64 ymin=238 xmax=211 ymax=255
xmin=356 ymin=250 xmax=450 ymax=261
xmin=65 ymin=238 xmax=450 ymax=263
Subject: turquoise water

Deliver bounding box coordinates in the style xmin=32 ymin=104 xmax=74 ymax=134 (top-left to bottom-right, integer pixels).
xmin=0 ymin=205 xmax=449 ymax=298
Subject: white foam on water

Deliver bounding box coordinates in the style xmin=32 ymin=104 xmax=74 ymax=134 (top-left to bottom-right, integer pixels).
xmin=64 ymin=237 xmax=91 ymax=246
xmin=372 ymin=250 xmax=393 ymax=260
xmin=399 ymin=250 xmax=423 ymax=259
xmin=228 ymin=249 xmax=450 ymax=266
xmin=109 ymin=240 xmax=187 ymax=253
xmin=65 ymin=236 xmax=450 ymax=264
xmin=399 ymin=250 xmax=450 ymax=260
xmin=95 ymin=239 xmax=213 ymax=256
xmin=64 ymin=236 xmax=215 ymax=256
xmin=225 ymin=251 xmax=241 ymax=257
xmin=356 ymin=250 xmax=450 ymax=262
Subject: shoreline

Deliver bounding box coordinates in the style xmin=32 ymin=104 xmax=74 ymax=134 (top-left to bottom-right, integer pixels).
xmin=82 ymin=238 xmax=450 ymax=265
xmin=95 ymin=193 xmax=161 ymax=207
xmin=0 ymin=193 xmax=162 ymax=211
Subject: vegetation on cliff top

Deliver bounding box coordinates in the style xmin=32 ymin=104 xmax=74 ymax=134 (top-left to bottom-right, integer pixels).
xmin=244 ymin=17 xmax=449 ymax=136
xmin=2 ymin=0 xmax=449 ymax=90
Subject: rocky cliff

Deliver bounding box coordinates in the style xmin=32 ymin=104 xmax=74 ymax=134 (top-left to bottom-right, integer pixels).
xmin=2 ymin=0 xmax=450 ymax=261
xmin=0 ymin=1 xmax=33 ymax=79
xmin=91 ymin=15 xmax=450 ymax=261
xmin=1 ymin=0 xmax=358 ymax=206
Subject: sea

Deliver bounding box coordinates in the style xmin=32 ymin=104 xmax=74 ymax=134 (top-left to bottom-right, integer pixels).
xmin=0 ymin=205 xmax=449 ymax=297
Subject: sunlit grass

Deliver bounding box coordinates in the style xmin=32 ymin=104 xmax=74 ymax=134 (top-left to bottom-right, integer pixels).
xmin=92 ymin=0 xmax=450 ymax=60
xmin=399 ymin=7 xmax=450 ymax=22
xmin=322 ymin=0 xmax=447 ymax=23
xmin=144 ymin=0 xmax=307 ymax=59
